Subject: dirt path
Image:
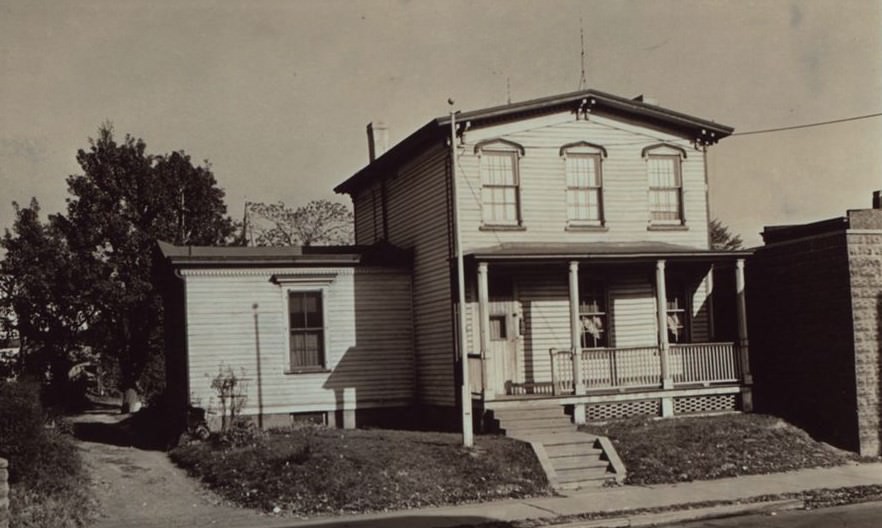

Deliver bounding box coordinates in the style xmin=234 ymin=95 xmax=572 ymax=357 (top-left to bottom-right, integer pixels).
xmin=79 ymin=438 xmax=268 ymax=528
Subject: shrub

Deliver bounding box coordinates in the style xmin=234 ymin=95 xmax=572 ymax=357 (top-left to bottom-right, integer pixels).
xmin=0 ymin=380 xmax=96 ymax=527
xmin=210 ymin=365 xmax=248 ymax=432
xmin=212 ymin=417 xmax=265 ymax=448
xmin=0 ymin=380 xmax=46 ymax=482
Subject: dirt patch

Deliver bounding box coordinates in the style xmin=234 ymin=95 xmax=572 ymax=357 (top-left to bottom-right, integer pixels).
xmin=79 ymin=439 xmax=268 ymax=528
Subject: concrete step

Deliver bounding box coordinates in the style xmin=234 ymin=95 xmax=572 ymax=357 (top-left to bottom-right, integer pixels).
xmin=557 ymin=476 xmax=614 ymax=490
xmin=545 ymin=443 xmax=604 ymax=457
xmin=499 ymin=418 xmax=573 ymax=430
xmin=492 ymin=406 xmax=566 ymax=420
xmin=503 ymin=423 xmax=575 ymax=435
xmin=556 ymin=466 xmax=614 ymax=484
xmin=524 ymin=431 xmax=597 ymax=445
xmin=497 ymin=414 xmax=572 ymax=426
xmin=551 ymin=456 xmax=610 ymax=471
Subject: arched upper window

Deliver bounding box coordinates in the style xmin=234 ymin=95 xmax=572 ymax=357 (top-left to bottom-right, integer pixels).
xmin=561 ymin=142 xmax=606 ymax=226
xmin=475 ymin=139 xmax=525 ymax=227
xmin=643 ymin=144 xmax=686 ymax=225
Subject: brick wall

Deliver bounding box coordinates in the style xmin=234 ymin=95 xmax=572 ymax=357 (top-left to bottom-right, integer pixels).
xmin=0 ymin=457 xmax=8 ymax=528
xmin=846 ymin=231 xmax=882 ymax=455
xmin=748 ymin=230 xmax=861 ymax=452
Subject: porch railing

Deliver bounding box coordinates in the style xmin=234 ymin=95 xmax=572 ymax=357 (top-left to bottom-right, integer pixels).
xmin=670 ymin=343 xmax=741 ymax=386
xmin=549 ymin=342 xmax=741 ymax=395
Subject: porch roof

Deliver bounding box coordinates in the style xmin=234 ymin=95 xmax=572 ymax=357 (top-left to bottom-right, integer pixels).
xmin=466 ymin=241 xmax=753 ymax=262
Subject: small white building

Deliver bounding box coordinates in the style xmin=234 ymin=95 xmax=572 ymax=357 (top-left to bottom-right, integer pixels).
xmin=156 ymin=241 xmax=414 ymax=429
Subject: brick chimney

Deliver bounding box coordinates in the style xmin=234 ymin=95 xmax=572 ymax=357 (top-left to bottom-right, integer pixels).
xmin=366 ymin=121 xmax=389 ymax=163
xmin=873 ymin=190 xmax=882 ymax=209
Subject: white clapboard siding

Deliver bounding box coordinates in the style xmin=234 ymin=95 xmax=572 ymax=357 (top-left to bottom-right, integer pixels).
xmin=358 ymin=143 xmax=456 ymax=407
xmin=353 ymin=184 xmax=380 ymax=245
xmin=456 ymin=113 xmax=710 ymax=251
xmin=184 ymin=267 xmax=414 ymax=417
xmin=516 ymin=270 xmax=572 ymax=385
xmin=609 ymin=274 xmax=659 ymax=348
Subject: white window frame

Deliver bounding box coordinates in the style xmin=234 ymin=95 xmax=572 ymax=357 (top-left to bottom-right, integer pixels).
xmin=579 ymin=279 xmax=609 ymax=349
xmin=560 ymin=142 xmax=607 ymax=227
xmin=665 ymin=283 xmax=691 ymax=344
xmin=475 ymin=139 xmax=524 ymax=228
xmin=643 ymin=144 xmax=687 ymax=226
xmin=275 ymin=274 xmax=335 ymax=374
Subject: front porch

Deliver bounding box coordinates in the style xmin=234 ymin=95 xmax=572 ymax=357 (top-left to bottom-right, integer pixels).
xmin=462 ymin=242 xmax=754 ymax=422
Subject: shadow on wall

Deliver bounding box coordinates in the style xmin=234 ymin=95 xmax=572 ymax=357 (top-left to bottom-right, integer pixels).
xmin=323 ymin=270 xmax=416 ymax=429
xmin=746 ymin=238 xmax=860 ymax=453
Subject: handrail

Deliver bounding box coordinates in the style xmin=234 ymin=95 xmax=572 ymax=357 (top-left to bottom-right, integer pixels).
xmin=549 ymin=342 xmax=739 ymax=396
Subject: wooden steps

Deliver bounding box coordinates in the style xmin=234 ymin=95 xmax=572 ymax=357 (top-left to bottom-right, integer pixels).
xmin=491 ymin=405 xmax=620 ymax=490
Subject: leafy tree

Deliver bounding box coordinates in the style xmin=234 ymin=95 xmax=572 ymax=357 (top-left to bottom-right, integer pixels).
xmin=2 ymin=125 xmax=236 ymax=409
xmin=710 ymin=218 xmax=744 ymax=250
xmin=0 ymin=200 xmax=96 ymax=391
xmin=244 ymin=199 xmax=353 ymax=246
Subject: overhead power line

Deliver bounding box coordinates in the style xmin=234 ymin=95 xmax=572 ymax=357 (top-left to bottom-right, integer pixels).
xmin=731 ymin=112 xmax=882 ymax=137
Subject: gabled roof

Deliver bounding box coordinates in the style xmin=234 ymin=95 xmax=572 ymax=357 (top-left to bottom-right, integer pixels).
xmin=335 ymin=88 xmax=734 ymax=195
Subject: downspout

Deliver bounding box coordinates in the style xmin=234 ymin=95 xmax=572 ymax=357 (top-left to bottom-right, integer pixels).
xmin=702 ymin=143 xmax=716 ymax=339
xmin=703 ymin=144 xmax=712 ymax=249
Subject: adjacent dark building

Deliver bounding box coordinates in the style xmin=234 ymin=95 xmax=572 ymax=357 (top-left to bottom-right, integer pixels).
xmin=749 ymin=195 xmax=882 ymax=456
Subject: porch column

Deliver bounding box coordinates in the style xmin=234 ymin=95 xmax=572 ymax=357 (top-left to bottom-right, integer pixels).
xmin=569 ymin=261 xmax=586 ymax=424
xmin=735 ymin=259 xmax=752 ymax=385
xmin=655 ymin=260 xmax=673 ymax=391
xmin=477 ymin=262 xmax=493 ymax=399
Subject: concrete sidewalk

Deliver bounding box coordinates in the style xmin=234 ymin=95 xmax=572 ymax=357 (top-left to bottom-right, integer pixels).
xmin=251 ymin=462 xmax=882 ymax=528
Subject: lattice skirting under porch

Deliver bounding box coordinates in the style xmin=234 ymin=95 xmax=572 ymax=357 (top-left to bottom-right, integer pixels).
xmin=586 ymin=393 xmax=741 ymax=421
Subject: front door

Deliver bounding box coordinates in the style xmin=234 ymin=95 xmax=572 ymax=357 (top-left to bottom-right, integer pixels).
xmin=487 ymin=301 xmax=523 ymax=395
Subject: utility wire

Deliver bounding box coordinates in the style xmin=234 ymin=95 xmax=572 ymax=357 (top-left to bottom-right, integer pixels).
xmin=731 ymin=112 xmax=882 ymax=136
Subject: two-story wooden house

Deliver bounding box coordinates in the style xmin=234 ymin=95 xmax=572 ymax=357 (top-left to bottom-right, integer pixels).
xmin=335 ymin=89 xmax=753 ymax=428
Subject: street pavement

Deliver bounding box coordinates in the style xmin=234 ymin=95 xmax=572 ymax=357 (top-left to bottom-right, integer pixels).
xmin=666 ymin=500 xmax=882 ymax=527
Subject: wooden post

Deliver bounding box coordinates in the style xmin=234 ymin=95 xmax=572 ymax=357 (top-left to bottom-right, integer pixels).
xmin=735 ymin=258 xmax=752 ymax=385
xmin=569 ymin=261 xmax=586 ymax=424
xmin=343 ymin=388 xmax=357 ymax=429
xmin=477 ymin=262 xmax=493 ymax=399
xmin=655 ymin=260 xmax=673 ymax=392
xmin=449 ymin=106 xmax=473 ymax=447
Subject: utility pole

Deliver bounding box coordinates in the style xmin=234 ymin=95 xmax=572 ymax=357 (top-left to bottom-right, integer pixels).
xmin=448 ymin=99 xmax=474 ymax=447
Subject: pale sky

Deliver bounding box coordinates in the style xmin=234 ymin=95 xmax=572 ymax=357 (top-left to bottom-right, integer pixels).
xmin=1 ymin=0 xmax=880 ymax=246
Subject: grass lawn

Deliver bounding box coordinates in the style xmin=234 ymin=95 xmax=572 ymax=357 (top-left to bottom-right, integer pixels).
xmin=170 ymin=426 xmax=550 ymax=516
xmin=581 ymin=413 xmax=853 ymax=485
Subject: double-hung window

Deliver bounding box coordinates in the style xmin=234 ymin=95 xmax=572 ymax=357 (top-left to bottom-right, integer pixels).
xmin=665 ymin=285 xmax=690 ymax=344
xmin=644 ymin=144 xmax=687 ymax=225
xmin=477 ymin=139 xmax=524 ymax=227
xmin=561 ymin=142 xmax=607 ymax=226
xmin=288 ymin=291 xmax=325 ymax=371
xmin=579 ymin=280 xmax=608 ymax=348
